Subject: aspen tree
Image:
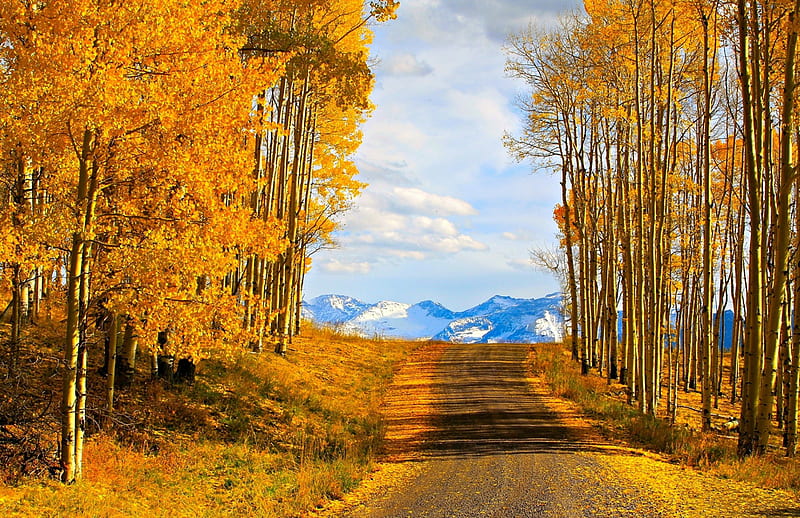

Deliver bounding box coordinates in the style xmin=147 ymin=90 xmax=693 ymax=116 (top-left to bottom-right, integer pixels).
xmin=698 ymin=0 xmax=719 ymax=433
xmin=757 ymin=0 xmax=800 ymax=452
xmin=237 ymin=0 xmax=393 ymax=354
xmin=505 ymin=18 xmax=587 ymax=364
xmin=735 ymin=0 xmax=771 ymax=456
xmin=788 ymin=179 xmax=800 ymax=455
xmin=0 ymin=0 xmax=283 ymax=480
xmin=508 ymin=0 xmax=800 ymax=456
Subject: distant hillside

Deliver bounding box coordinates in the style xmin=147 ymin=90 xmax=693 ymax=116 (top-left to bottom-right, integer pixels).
xmin=302 ymin=293 xmax=565 ymax=344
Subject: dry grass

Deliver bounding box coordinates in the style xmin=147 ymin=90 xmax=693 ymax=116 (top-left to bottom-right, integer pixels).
xmin=0 ymin=322 xmax=419 ymax=517
xmin=529 ymin=341 xmax=800 ymax=493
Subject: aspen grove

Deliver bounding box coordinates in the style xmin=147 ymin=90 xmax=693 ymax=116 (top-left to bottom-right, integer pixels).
xmin=507 ymin=0 xmax=800 ymax=457
xmin=0 ymin=0 xmax=397 ymax=483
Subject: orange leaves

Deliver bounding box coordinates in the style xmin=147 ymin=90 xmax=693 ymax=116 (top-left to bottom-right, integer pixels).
xmin=370 ymin=0 xmax=400 ymax=22
xmin=1 ymin=0 xmax=283 ymax=345
xmin=0 ymin=0 xmax=385 ymax=359
xmin=0 ymin=0 xmax=388 ymax=487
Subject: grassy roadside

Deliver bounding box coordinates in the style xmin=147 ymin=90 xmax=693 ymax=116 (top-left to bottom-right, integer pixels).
xmin=529 ymin=342 xmax=800 ymax=493
xmin=0 ymin=323 xmax=418 ymax=517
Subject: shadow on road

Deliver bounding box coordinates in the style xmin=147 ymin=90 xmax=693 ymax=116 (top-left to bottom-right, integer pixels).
xmin=381 ymin=343 xmax=607 ymax=461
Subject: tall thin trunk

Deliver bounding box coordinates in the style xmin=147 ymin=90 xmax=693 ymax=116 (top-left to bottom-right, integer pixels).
xmin=60 ymin=232 xmax=84 ymax=483
xmin=106 ymin=313 xmax=119 ymax=415
xmin=757 ymin=0 xmax=800 ymax=452
xmin=700 ymin=4 xmax=716 ymax=432
xmin=737 ymin=0 xmax=766 ymax=457
xmin=788 ymin=186 xmax=800 ymax=454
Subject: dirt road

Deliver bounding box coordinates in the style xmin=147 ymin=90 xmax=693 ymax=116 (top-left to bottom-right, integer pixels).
xmin=323 ymin=342 xmax=799 ymax=518
xmin=332 ymin=342 xmax=664 ymax=517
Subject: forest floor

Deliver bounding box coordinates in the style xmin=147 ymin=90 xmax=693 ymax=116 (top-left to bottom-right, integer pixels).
xmin=0 ymin=321 xmax=419 ymax=517
xmin=531 ymin=344 xmax=800 ymax=490
xmin=315 ymin=342 xmax=800 ymax=518
xmin=528 ymin=344 xmax=800 ymax=516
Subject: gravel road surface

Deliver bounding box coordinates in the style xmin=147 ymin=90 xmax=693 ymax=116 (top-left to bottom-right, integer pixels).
xmin=340 ymin=342 xmax=668 ymax=518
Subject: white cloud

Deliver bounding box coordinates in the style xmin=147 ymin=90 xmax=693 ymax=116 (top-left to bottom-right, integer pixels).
xmin=321 ymin=259 xmax=372 ymax=275
xmin=391 ymin=187 xmax=478 ymax=216
xmin=389 ymin=250 xmax=427 ymax=260
xmin=356 ymin=159 xmax=417 ymax=187
xmin=501 ymin=231 xmax=533 ymax=241
xmin=343 ymin=206 xmax=408 ymax=233
xmin=337 ymin=190 xmax=487 ymax=258
xmin=412 ymin=216 xmax=459 ymax=236
xmin=507 ymin=258 xmax=533 ymax=271
xmin=340 ymin=182 xmax=482 ymax=259
xmin=421 ymin=234 xmax=488 ymax=254
xmin=384 ymin=53 xmax=434 ymax=76
xmin=341 ymin=221 xmax=487 ymax=256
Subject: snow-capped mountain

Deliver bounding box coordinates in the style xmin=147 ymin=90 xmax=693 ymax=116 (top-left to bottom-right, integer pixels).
xmin=302 ymin=293 xmax=564 ymax=343
xmin=303 ymin=294 xmax=371 ymax=323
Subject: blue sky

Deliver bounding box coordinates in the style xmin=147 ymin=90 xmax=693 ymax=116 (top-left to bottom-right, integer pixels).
xmin=304 ymin=0 xmax=583 ymax=311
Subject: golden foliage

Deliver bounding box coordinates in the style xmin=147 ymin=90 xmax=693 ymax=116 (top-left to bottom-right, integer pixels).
xmin=0 ymin=0 xmax=393 ymax=485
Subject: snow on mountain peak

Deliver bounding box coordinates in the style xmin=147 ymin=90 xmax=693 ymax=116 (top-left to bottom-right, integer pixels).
xmin=303 ymin=293 xmax=565 ymax=344
xmin=351 ymin=300 xmax=411 ymax=322
xmin=488 ymin=295 xmax=518 ymax=305
xmin=302 ymin=294 xmax=369 ymax=323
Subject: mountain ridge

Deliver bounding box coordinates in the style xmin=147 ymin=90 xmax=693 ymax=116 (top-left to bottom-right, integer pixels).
xmin=302 ymin=293 xmax=564 ymax=344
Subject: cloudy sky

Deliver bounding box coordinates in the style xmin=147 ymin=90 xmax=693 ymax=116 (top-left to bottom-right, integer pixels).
xmin=304 ymin=0 xmax=583 ymax=311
